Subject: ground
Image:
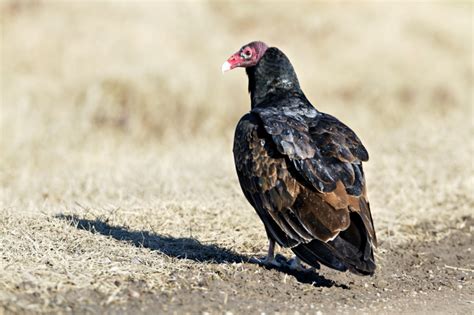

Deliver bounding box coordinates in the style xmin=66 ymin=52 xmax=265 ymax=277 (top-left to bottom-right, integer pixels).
xmin=1 ymin=1 xmax=473 ymax=314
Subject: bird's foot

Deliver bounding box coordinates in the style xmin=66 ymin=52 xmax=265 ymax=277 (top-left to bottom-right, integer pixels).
xmin=287 ymin=256 xmax=315 ymax=273
xmin=250 ymin=255 xmax=283 ymax=268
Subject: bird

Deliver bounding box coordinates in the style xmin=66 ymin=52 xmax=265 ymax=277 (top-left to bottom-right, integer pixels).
xmin=222 ymin=41 xmax=377 ymax=276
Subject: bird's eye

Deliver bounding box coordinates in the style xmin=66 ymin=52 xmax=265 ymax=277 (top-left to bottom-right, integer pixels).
xmin=241 ymin=50 xmax=252 ymax=59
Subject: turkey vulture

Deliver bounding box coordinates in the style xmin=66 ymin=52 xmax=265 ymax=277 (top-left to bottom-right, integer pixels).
xmin=222 ymin=41 xmax=377 ymax=276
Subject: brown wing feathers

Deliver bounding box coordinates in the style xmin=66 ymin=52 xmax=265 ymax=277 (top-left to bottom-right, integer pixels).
xmin=234 ymin=114 xmax=301 ymax=247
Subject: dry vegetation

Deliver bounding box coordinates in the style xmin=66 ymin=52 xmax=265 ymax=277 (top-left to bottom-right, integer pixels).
xmin=1 ymin=1 xmax=473 ymax=314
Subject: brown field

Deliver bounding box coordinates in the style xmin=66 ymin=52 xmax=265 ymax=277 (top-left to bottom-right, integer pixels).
xmin=1 ymin=1 xmax=473 ymax=314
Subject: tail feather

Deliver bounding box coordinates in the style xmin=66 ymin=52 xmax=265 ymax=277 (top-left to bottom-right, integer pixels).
xmin=292 ymin=212 xmax=376 ymax=276
xmin=292 ymin=239 xmax=348 ymax=272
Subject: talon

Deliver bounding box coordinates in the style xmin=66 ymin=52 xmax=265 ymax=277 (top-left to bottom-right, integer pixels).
xmin=288 ymin=256 xmax=314 ymax=272
xmin=250 ymin=239 xmax=285 ymax=267
xmin=250 ymin=256 xmax=282 ymax=267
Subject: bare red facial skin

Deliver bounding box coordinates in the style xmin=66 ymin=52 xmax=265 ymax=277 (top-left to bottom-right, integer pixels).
xmin=222 ymin=41 xmax=268 ymax=72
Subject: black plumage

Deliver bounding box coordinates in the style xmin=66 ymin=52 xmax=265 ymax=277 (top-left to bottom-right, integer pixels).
xmin=226 ymin=42 xmax=377 ymax=275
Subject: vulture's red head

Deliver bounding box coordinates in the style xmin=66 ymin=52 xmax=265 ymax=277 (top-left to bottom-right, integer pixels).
xmin=222 ymin=41 xmax=269 ymax=73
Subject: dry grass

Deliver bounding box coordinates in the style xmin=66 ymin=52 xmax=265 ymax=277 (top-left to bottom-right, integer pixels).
xmin=0 ymin=1 xmax=473 ymax=313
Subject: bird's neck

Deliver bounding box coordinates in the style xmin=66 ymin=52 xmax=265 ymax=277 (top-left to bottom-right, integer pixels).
xmin=246 ymin=48 xmax=304 ymax=108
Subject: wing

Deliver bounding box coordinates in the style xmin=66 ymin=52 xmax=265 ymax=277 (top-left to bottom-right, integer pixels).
xmin=233 ymin=113 xmax=302 ymax=248
xmin=248 ymin=106 xmax=377 ymax=274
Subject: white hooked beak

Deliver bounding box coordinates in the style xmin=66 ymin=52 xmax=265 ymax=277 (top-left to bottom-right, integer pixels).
xmin=221 ymin=61 xmax=232 ymax=73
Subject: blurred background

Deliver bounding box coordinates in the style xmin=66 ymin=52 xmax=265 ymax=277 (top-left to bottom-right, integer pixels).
xmin=1 ymin=0 xmax=472 ymax=231
xmin=0 ymin=1 xmax=473 ymax=312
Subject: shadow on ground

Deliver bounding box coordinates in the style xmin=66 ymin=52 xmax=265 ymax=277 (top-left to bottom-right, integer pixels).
xmin=56 ymin=214 xmax=340 ymax=288
xmin=55 ymin=214 xmax=245 ymax=263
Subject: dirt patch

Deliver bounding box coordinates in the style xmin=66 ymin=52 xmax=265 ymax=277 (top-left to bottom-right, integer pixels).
xmin=3 ymin=217 xmax=472 ymax=314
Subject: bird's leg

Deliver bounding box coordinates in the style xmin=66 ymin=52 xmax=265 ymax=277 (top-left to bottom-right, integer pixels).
xmin=262 ymin=238 xmax=277 ymax=264
xmin=251 ymin=239 xmax=282 ymax=267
